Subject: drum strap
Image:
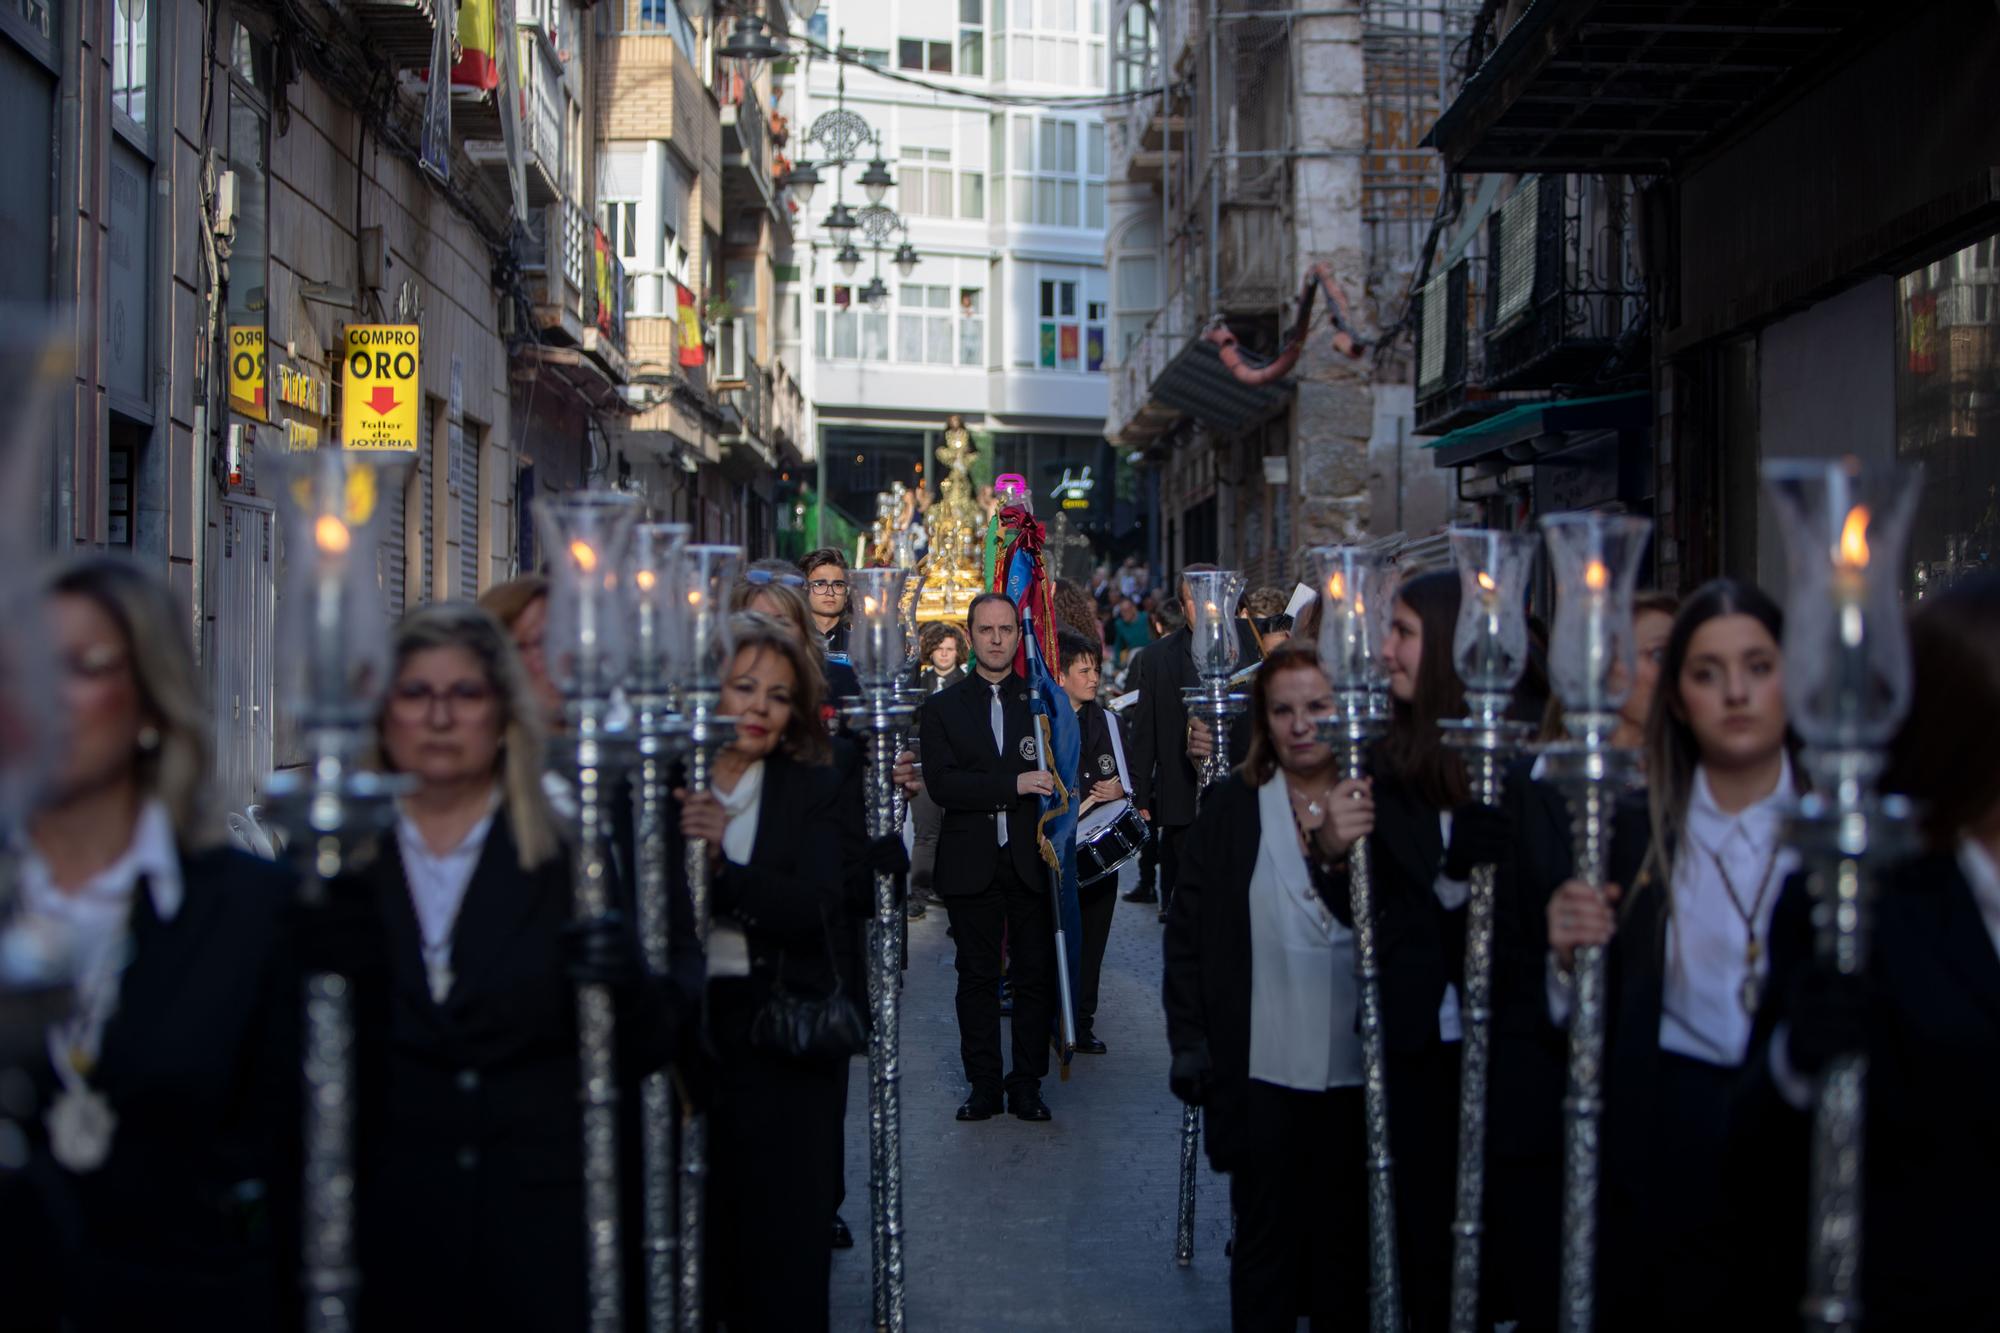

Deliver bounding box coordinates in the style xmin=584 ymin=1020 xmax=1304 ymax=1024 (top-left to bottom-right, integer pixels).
xmin=1104 ymin=709 xmax=1133 ymax=794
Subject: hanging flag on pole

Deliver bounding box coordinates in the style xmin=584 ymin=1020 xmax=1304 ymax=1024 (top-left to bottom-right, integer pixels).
xmin=992 ymin=490 xmax=1083 ymax=1074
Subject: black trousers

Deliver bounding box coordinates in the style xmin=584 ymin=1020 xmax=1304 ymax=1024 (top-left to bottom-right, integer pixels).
xmin=943 ymin=856 xmax=1054 ymax=1095
xmin=1075 ymin=880 xmax=1116 ymax=1037
xmin=1158 ymin=822 xmax=1189 ymax=914
xmin=706 ymin=978 xmax=844 ymax=1333
xmin=1230 ymin=1081 xmax=1370 ymax=1331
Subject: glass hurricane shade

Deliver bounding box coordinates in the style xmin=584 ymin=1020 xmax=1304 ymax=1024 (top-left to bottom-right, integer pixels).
xmin=1763 ymin=455 xmax=1923 ymax=749
xmin=627 ymin=522 xmax=691 ymax=692
xmin=823 ymin=201 xmax=858 ymax=237
xmin=1183 ymin=570 xmax=1248 ymax=682
xmin=270 ymin=445 xmax=395 ymax=725
xmin=1540 ymin=512 xmax=1653 ymax=721
xmin=719 ymin=16 xmax=785 ymax=62
xmin=1447 ymin=527 xmax=1539 ymax=696
xmin=836 ymin=243 xmax=863 ymax=277
xmin=535 ymin=491 xmax=642 ymax=696
xmin=790 ymin=0 xmax=822 ymax=19
xmin=893 ymin=241 xmax=920 ymax=277
xmin=1309 ymin=546 xmax=1396 ymax=694
xmin=675 ymin=545 xmax=745 ymax=692
xmin=848 ymin=567 xmax=912 ymax=688
xmin=859 ymin=157 xmax=894 ymax=205
xmin=781 ymin=160 xmax=820 ymax=208
xmin=860 ymin=275 xmax=888 ymax=305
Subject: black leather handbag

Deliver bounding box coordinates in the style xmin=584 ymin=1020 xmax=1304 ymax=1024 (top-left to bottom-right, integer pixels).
xmin=748 ymin=912 xmax=867 ymax=1064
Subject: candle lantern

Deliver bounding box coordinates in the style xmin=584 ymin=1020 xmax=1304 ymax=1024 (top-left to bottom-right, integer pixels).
xmin=1764 ymin=456 xmax=1922 ymax=1333
xmin=262 ymin=445 xmax=406 ymax=1333
xmin=841 ymin=565 xmax=919 ymax=1331
xmin=1306 ymin=545 xmax=1407 ymax=1331
xmin=1183 ymin=569 xmax=1247 ymax=682
xmin=664 ymin=543 xmax=742 ymax=1333
xmin=1534 ymin=513 xmax=1651 ymax=1333
xmin=622 ymin=520 xmax=688 ymax=1333
xmin=534 ymin=490 xmax=642 ymax=1333
xmin=1447 ymin=527 xmax=1538 ymax=710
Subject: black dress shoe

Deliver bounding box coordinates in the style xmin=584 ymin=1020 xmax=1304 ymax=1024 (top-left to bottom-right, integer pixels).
xmin=1008 ymin=1088 xmax=1052 ymax=1121
xmin=1076 ymin=1034 xmax=1108 ymax=1055
xmin=1122 ymin=884 xmax=1157 ymax=903
xmin=956 ymin=1090 xmax=1003 ymax=1121
xmin=832 ymin=1214 xmax=855 ymax=1248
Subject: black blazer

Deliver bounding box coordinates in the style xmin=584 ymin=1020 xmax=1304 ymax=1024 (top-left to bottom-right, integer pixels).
xmin=351 ymin=810 xmax=681 ymax=1333
xmin=21 ymin=845 xmax=295 ymax=1333
xmin=1733 ymin=850 xmax=2000 ymax=1329
xmin=915 ymin=664 xmax=967 ymax=695
xmin=919 ymin=672 xmax=1048 ymax=895
xmin=1127 ymin=620 xmax=1262 ymax=827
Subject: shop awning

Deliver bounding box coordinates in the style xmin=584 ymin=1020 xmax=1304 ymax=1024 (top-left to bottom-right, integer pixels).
xmin=1151 ymin=337 xmax=1291 ymax=437
xmin=1425 ymin=391 xmax=1649 ymax=468
xmin=1424 ymin=0 xmax=1880 ymax=173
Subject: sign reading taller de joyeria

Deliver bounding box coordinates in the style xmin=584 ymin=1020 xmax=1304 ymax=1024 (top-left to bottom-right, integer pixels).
xmin=340 ymin=324 xmax=421 ymax=451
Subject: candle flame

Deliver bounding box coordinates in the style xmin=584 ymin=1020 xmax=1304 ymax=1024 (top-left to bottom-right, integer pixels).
xmin=864 ymin=595 xmax=880 ymax=616
xmin=569 ymin=539 xmax=598 ymax=573
xmin=1584 ymin=559 xmax=1609 ymax=591
xmin=634 ymin=569 xmax=657 ymax=592
xmin=1328 ymin=571 xmax=1346 ymax=602
xmin=687 ymin=589 xmax=703 ymax=608
xmin=1839 ymin=505 xmax=1871 ymax=567
xmin=1477 ymin=570 xmax=1497 ymax=593
xmin=314 ymin=514 xmax=351 ymax=554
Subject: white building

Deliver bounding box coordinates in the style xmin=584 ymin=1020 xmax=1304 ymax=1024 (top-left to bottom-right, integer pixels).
xmin=777 ymin=0 xmax=1132 ymax=563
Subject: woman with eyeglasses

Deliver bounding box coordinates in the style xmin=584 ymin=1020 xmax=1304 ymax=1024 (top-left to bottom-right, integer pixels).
xmin=671 ymin=613 xmax=851 ymax=1330
xmin=1541 ymin=579 xmax=1798 ymax=1331
xmin=350 ymin=604 xmax=686 ymax=1332
xmin=7 ymin=557 xmax=294 ymax=1331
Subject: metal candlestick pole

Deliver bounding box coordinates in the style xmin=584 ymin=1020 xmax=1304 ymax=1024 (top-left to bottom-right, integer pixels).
xmin=631 ymin=684 xmax=678 ymax=1333
xmin=567 ymin=690 xmax=627 ymax=1333
xmin=673 ymin=691 xmax=729 ymax=1333
xmin=1543 ymin=723 xmax=1634 ymax=1333
xmin=1440 ymin=695 xmax=1530 ymax=1333
xmin=267 ymin=732 xmax=400 ymax=1333
xmin=1793 ymin=750 xmax=1906 ymax=1333
xmin=848 ymin=689 xmax=916 ymax=1333
xmin=1174 ymin=680 xmax=1244 ymax=1269
xmin=1317 ymin=700 xmax=1404 ymax=1333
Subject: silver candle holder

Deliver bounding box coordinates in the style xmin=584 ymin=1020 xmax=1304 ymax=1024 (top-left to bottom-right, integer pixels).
xmin=261 ymin=445 xmax=406 ymax=1333
xmin=1439 ymin=527 xmax=1540 ymax=1333
xmin=538 ymin=490 xmax=643 ymax=1333
xmin=1765 ymin=457 xmax=1921 ymax=1333
xmin=1310 ymin=545 xmax=1406 ymax=1333
xmin=844 ymin=566 xmax=916 ymax=1333
xmin=1173 ymin=568 xmax=1248 ymax=1270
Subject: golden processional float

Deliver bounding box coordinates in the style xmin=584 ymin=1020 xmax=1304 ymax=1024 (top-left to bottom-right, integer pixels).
xmin=862 ymin=413 xmax=989 ymax=627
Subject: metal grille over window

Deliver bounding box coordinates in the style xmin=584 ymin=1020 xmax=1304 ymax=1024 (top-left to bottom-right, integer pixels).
xmin=456 ymin=421 xmax=480 ymax=599
xmin=419 ymin=402 xmax=435 ymax=604
xmin=1492 ymin=178 xmax=1540 ymax=328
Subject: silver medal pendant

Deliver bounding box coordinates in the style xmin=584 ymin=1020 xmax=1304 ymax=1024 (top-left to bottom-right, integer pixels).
xmin=1739 ymin=973 xmax=1763 ymax=1017
xmin=47 ymin=1084 xmax=118 ymax=1173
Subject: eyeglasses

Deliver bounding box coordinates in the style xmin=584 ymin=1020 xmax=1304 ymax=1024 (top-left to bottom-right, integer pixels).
xmin=745 ymin=569 xmax=807 ymax=588
xmin=390 ymin=680 xmax=499 ymax=717
xmin=806 ymin=579 xmax=849 ymax=594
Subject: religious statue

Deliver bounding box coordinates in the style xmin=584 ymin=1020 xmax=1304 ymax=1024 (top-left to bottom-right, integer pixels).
xmin=915 ymin=415 xmax=986 ymax=625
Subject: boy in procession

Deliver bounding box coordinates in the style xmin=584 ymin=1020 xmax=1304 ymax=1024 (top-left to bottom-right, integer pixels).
xmin=1057 ymin=630 xmax=1130 ymax=1056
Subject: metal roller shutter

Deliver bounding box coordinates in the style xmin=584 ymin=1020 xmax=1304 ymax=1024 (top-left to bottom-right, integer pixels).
xmin=382 ymin=460 xmax=408 ymax=619
xmin=419 ymin=403 xmax=435 ymax=604
xmin=456 ymin=420 xmax=480 ymax=598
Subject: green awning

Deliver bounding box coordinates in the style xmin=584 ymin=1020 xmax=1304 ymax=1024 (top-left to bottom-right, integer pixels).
xmin=1425 ymin=391 xmax=1648 ymax=468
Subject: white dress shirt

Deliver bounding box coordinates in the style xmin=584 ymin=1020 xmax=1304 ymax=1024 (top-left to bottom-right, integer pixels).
xmin=706 ymin=760 xmax=765 ymax=979
xmin=1547 ymin=757 xmax=1797 ymax=1069
xmin=1248 ymin=775 xmax=1364 ymax=1091
xmin=397 ymin=791 xmax=500 ymax=1003
xmin=17 ymin=799 xmax=183 ymax=1072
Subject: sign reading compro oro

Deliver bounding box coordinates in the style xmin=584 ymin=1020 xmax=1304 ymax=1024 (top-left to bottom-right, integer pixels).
xmin=340 ymin=324 xmax=421 ymax=451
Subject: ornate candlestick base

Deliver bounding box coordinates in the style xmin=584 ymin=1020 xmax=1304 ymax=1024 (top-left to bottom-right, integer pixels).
xmin=1438 ymin=696 xmax=1535 ymax=1333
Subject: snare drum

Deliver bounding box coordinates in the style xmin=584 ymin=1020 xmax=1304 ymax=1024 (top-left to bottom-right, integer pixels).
xmin=1076 ymin=798 xmax=1149 ymax=887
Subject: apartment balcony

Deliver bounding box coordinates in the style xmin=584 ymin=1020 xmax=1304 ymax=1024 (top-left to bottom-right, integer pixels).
xmin=1480 ymin=174 xmax=1643 ymax=391
xmin=769 ymin=360 xmax=804 ymax=455
xmin=466 ymin=34 xmax=563 ymax=207
xmin=516 ymin=202 xmax=629 ymax=400
xmin=349 ymin=0 xmax=437 ymax=67
xmin=718 ymin=357 xmax=776 ymax=477
xmin=721 ymin=81 xmax=779 ymax=221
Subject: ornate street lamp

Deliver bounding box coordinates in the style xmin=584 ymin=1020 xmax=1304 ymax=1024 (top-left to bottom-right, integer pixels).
xmin=718 ymin=15 xmax=785 ymax=62
xmin=780 ymin=158 xmax=821 ymax=207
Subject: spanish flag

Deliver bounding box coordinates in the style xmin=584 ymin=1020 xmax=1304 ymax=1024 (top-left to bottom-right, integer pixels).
xmin=677 ymin=282 xmax=704 ymax=368
xmin=453 ymin=0 xmax=499 ymax=92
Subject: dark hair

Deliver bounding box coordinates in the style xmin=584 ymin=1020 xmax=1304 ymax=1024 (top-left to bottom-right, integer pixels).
xmin=797 ymin=547 xmax=849 ymax=576
xmin=918 ymin=620 xmax=968 ymax=668
xmin=1886 ymin=572 xmax=2000 ymax=852
xmin=965 ymin=591 xmax=1018 ymax=633
xmin=1053 ymin=581 xmax=1101 ymax=644
xmin=1378 ymin=570 xmax=1470 ymax=810
xmin=1057 ymin=630 xmax=1101 ymax=674
xmin=1538 ymin=590 xmax=1683 ymax=743
xmin=1241 ymin=641 xmax=1332 ymax=785
xmin=1152 ymin=598 xmax=1186 ymax=637
xmin=1640 ymin=578 xmax=1788 ymax=895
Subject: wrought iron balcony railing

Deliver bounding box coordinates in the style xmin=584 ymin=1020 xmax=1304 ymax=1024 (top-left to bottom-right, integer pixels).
xmin=1482 ymin=174 xmax=1644 ymax=390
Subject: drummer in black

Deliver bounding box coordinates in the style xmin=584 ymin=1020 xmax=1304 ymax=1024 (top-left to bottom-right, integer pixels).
xmin=1058 ymin=631 xmax=1128 ymax=1055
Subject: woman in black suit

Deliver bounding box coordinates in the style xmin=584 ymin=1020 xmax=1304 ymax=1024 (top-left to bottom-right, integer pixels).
xmin=1164 ymin=641 xmax=1379 ymax=1330
xmin=6 ymin=556 xmax=294 ymax=1331
xmin=1736 ymin=570 xmax=2000 ymax=1329
xmin=351 ymin=603 xmax=684 ymax=1333
xmin=1544 ymin=579 xmax=1797 ymax=1331
xmin=673 ymin=613 xmax=850 ymax=1332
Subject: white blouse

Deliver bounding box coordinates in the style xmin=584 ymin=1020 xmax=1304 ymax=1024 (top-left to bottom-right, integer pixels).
xmin=706 ymin=760 xmax=765 ymax=979
xmin=1248 ymin=774 xmax=1364 ymax=1091
xmin=396 ymin=790 xmax=500 ymax=1003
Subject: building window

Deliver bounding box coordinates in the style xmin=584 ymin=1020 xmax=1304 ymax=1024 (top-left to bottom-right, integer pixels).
xmin=899 ymin=146 xmax=958 ymax=219
xmin=959 ymin=288 xmax=984 ymax=366
xmin=960 ymin=171 xmax=985 ymax=220
xmin=1002 ymin=0 xmax=1101 ymax=85
xmin=898 ymin=38 xmax=953 ymax=73
xmin=1038 ymin=275 xmax=1104 ymax=374
xmin=112 ymin=0 xmax=149 ymax=134
xmin=1007 ymin=115 xmax=1099 ymax=229
xmin=1114 ymin=1 xmax=1156 ymax=93
xmin=816 ymin=284 xmax=888 ymax=362
xmin=959 ymin=0 xmax=986 ymax=76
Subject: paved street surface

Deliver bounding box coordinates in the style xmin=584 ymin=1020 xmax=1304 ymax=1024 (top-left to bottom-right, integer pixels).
xmin=833 ymin=863 xmax=1234 ymax=1331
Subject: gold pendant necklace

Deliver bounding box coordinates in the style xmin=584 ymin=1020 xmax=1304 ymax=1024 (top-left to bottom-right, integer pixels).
xmin=1706 ymin=839 xmax=1783 ymax=1015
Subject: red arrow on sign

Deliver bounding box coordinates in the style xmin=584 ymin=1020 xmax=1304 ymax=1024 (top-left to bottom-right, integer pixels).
xmin=366 ymin=385 xmax=400 ymax=416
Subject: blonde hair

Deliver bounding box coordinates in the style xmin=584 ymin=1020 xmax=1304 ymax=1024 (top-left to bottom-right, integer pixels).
xmin=45 ymin=556 xmax=216 ymax=847
xmin=477 ymin=575 xmax=549 ymax=631
xmin=378 ymin=603 xmax=560 ymax=870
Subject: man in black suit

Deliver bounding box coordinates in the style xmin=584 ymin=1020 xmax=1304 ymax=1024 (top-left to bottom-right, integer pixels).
xmin=918 ymin=592 xmax=1059 ymax=1122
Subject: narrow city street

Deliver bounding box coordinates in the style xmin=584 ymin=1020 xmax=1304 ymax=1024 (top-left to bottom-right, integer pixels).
xmin=833 ymin=864 xmax=1233 ymax=1331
